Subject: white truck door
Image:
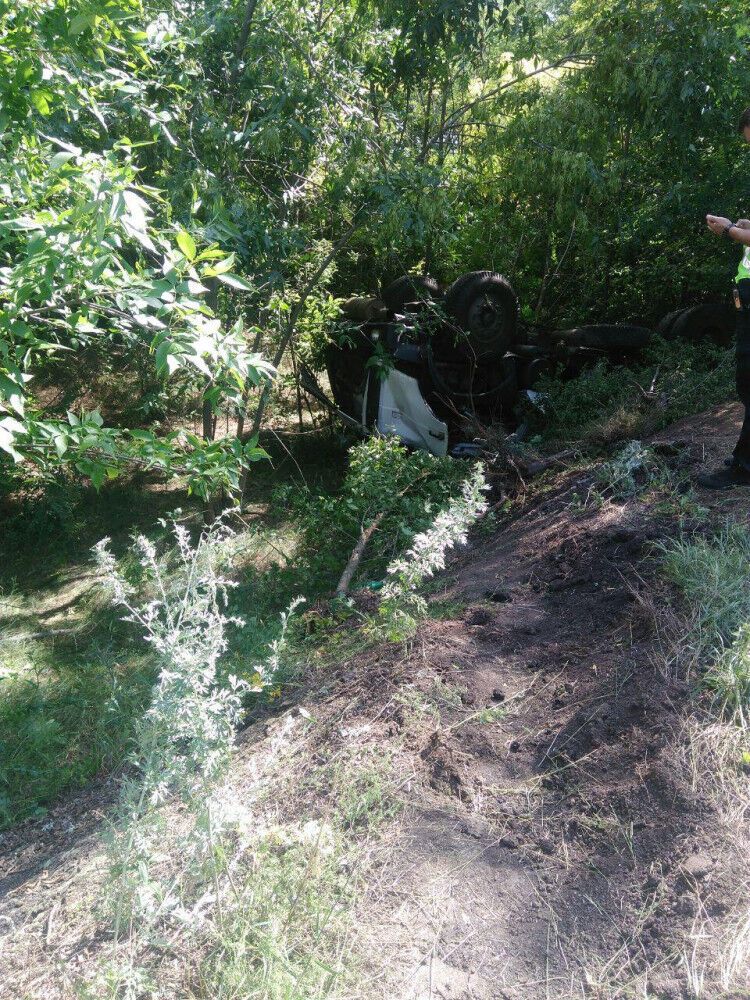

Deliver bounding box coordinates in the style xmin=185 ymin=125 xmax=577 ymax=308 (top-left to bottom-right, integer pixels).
xmin=375 ymin=369 xmax=448 ymax=457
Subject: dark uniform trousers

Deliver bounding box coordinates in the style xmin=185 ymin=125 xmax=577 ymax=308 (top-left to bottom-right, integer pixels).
xmin=733 ymin=278 xmax=750 ymax=471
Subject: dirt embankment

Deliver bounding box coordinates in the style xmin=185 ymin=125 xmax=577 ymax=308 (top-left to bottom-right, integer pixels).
xmin=1 ymin=402 xmax=749 ymax=1000
xmin=315 ymin=402 xmax=750 ymax=998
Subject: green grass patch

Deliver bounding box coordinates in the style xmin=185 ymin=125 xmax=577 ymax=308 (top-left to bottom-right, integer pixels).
xmin=187 ymin=753 xmax=400 ymax=1000
xmin=0 ymin=431 xmax=474 ymax=828
xmin=531 ymin=337 xmax=734 ymax=446
xmin=660 ymin=522 xmax=750 ymax=719
xmin=0 ymin=646 xmax=154 ymax=827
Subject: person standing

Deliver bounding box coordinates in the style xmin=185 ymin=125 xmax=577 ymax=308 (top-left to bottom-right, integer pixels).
xmin=699 ymin=108 xmax=750 ymax=489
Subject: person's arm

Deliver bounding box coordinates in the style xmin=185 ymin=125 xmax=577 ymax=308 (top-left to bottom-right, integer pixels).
xmin=706 ymin=214 xmax=750 ymax=244
xmin=729 ymin=218 xmax=750 ymax=246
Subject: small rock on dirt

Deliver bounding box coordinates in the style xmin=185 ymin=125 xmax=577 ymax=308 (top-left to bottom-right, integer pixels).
xmin=681 ymin=853 xmax=712 ymax=880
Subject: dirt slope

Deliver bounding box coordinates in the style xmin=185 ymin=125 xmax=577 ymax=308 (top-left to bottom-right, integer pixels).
xmin=1 ymin=402 xmax=749 ymax=999
xmin=324 ymin=402 xmax=750 ymax=998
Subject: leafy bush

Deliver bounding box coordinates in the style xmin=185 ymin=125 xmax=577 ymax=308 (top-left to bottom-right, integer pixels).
xmin=274 ymin=436 xmax=472 ymax=590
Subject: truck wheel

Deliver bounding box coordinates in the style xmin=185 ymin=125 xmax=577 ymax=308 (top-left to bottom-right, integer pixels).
xmin=518 ymin=356 xmax=553 ymax=389
xmin=444 ymin=271 xmax=519 ymax=360
xmin=669 ymin=304 xmax=735 ymax=346
xmin=657 ymin=308 xmax=686 ymax=340
xmin=548 ymin=324 xmax=653 ymax=351
xmin=382 ymin=274 xmax=440 ymax=313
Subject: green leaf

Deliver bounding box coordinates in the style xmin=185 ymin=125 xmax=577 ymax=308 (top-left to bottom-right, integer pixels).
xmin=203 ymin=253 xmax=236 ymax=276
xmin=0 ymin=218 xmax=43 ymax=232
xmin=41 ymin=135 xmax=82 ymax=155
xmin=188 ymin=354 xmax=212 ymax=376
xmin=0 ymin=374 xmax=24 ymax=416
xmin=69 ymin=13 xmax=95 ymax=35
xmin=215 ymin=272 xmax=254 ymax=291
xmin=154 ymin=341 xmax=171 ymax=373
xmin=176 ymin=230 xmax=197 ymax=261
xmin=30 ymin=90 xmax=52 ymax=116
xmin=0 ymin=429 xmax=23 ymax=463
xmin=90 ymin=465 xmax=106 ymax=490
xmin=49 ymin=151 xmax=77 ymax=170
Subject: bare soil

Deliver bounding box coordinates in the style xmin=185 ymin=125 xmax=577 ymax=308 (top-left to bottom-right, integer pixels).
xmin=2 ymin=402 xmax=750 ymax=999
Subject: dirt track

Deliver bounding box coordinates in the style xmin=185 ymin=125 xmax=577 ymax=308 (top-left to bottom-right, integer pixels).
xmin=1 ymin=403 xmax=749 ymax=999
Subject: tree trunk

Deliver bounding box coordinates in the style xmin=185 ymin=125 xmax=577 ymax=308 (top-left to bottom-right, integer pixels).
xmin=229 ymin=0 xmax=261 ymax=91
xmin=238 ymin=219 xmax=362 ymax=502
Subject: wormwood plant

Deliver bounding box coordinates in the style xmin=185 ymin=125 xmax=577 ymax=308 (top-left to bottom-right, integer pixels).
xmin=377 ymin=463 xmax=489 ymax=637
xmin=587 ymin=439 xmax=702 ymax=518
xmin=88 ymin=517 xmax=303 ymax=998
xmin=595 ymin=440 xmax=656 ymax=498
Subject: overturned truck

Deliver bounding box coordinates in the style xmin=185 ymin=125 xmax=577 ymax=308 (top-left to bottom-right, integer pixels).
xmin=320 ymin=271 xmax=735 ymax=456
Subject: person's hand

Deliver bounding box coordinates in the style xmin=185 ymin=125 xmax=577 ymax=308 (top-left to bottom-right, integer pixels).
xmin=736 ymin=218 xmax=750 ymax=230
xmin=706 ymin=214 xmax=733 ymax=236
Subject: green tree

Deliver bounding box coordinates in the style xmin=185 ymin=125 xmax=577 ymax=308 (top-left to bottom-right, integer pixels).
xmin=0 ymin=1 xmax=272 ymax=499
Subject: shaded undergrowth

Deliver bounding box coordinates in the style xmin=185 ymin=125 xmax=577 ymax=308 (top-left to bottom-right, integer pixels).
xmin=0 ymin=430 xmax=474 ymax=828
xmin=532 ymin=337 xmax=734 ymax=446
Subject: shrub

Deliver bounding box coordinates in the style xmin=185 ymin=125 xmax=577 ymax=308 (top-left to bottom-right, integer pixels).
xmin=274 ymin=435 xmax=472 ymax=590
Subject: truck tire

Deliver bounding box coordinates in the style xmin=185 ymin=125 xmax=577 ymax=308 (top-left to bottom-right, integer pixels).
xmin=668 ymin=303 xmax=735 ymax=346
xmin=518 ymin=356 xmax=553 ymax=389
xmin=382 ymin=274 xmax=440 ymax=313
xmin=444 ymin=271 xmax=519 ymax=360
xmin=548 ymin=324 xmax=653 ymax=351
xmin=657 ymin=308 xmax=686 ymax=340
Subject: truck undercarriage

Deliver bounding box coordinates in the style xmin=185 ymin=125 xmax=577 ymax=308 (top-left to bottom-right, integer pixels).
xmin=319 ymin=271 xmax=735 ymax=455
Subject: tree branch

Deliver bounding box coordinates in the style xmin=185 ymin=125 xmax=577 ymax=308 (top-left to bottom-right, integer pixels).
xmin=335 ymin=512 xmax=385 ymax=597
xmin=245 ymin=221 xmax=361 ymax=434
xmin=427 ymin=54 xmax=592 ymax=151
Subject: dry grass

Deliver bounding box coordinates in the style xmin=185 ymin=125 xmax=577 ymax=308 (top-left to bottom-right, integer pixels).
xmin=0 ymin=684 xmax=412 ymax=1000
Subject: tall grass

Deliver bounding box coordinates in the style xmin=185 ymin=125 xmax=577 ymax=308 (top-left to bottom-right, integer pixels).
xmin=534 ymin=337 xmax=734 ymax=445
xmin=660 ymin=522 xmax=750 ymax=719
